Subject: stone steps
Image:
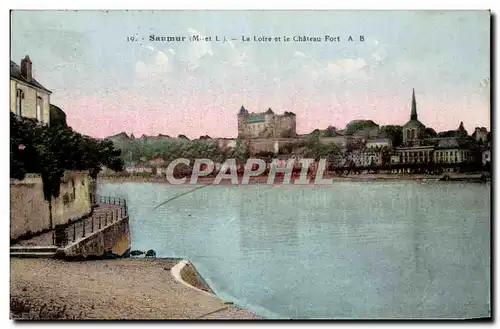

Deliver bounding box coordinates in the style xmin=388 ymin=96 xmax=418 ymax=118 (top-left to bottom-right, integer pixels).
xmin=10 ymin=251 xmax=56 ymax=258
xmin=10 ymin=246 xmax=58 ymax=258
xmin=10 ymin=246 xmax=58 ymax=253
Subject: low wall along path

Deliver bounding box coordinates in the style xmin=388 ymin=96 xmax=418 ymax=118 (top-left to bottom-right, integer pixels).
xmin=11 ymin=195 xmax=131 ymax=260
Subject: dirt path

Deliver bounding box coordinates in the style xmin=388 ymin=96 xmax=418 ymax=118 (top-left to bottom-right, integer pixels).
xmin=10 ymin=258 xmax=261 ymax=320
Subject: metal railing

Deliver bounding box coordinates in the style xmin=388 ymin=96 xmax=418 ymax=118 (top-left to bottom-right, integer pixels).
xmin=52 ymin=195 xmax=128 ymax=247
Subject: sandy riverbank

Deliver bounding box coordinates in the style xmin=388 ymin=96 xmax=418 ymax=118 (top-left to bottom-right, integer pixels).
xmin=98 ymin=173 xmax=444 ymax=185
xmin=10 ymin=258 xmax=261 ymax=320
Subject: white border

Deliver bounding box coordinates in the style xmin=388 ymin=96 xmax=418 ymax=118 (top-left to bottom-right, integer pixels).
xmin=3 ymin=0 xmax=499 ymax=10
xmin=3 ymin=1 xmax=497 ymax=328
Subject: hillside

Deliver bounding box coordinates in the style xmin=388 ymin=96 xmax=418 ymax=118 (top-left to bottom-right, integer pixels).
xmin=344 ymin=120 xmax=379 ymax=136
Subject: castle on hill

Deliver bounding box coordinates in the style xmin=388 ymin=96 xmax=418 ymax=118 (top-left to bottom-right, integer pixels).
xmin=237 ymin=106 xmax=297 ymax=139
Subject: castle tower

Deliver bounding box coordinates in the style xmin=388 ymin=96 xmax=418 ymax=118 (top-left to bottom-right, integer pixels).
xmin=237 ymin=105 xmax=249 ymax=138
xmin=264 ymin=107 xmax=275 ymax=137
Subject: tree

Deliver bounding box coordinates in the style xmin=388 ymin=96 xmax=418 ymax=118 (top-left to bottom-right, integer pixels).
xmin=228 ymin=139 xmax=250 ymax=163
xmin=36 ymin=130 xmax=65 ymax=230
xmin=424 ymin=127 xmax=438 ymax=139
xmin=380 ymin=146 xmax=392 ymax=167
xmin=344 ymin=120 xmax=379 ymax=136
xmin=255 ymin=150 xmax=275 ymax=159
xmin=10 ymin=113 xmax=124 ymax=226
xmin=345 ymin=138 xmax=365 ymax=153
xmin=49 ymin=104 xmax=68 ymax=128
xmin=309 ymin=129 xmax=321 ymax=137
xmin=323 ymin=126 xmax=338 ymax=137
xmin=302 ymin=135 xmax=340 ymax=161
xmin=380 ymin=125 xmax=403 ymax=147
xmin=25 ymin=123 xmax=75 ymax=229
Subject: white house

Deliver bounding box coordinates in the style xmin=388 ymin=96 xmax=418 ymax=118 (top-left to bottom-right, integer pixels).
xmin=365 ymin=138 xmax=392 ymax=150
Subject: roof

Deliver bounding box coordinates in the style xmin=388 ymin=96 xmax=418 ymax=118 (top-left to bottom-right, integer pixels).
xmin=265 ymin=108 xmax=274 ymax=114
xmin=10 ymin=60 xmax=51 ymax=93
xmin=395 ymin=145 xmax=435 ymax=151
xmin=436 ymin=138 xmax=460 ymax=149
xmin=403 ymin=119 xmax=425 ymax=129
xmin=366 ymin=138 xmax=391 ymax=143
xmin=238 ymin=106 xmax=249 ymax=116
xmin=106 ymin=132 xmax=130 ymax=139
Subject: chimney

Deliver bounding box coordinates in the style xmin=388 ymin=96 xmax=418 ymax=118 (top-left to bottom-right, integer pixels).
xmin=21 ymin=55 xmax=32 ymax=81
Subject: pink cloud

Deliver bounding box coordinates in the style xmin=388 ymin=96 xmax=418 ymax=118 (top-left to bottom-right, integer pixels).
xmin=58 ymin=90 xmax=490 ymax=139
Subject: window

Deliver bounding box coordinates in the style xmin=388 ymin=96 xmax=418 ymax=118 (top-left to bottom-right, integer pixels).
xmin=71 ymin=179 xmax=76 ymax=201
xmin=36 ymin=96 xmax=43 ymax=122
xmin=15 ymin=89 xmax=24 ymax=116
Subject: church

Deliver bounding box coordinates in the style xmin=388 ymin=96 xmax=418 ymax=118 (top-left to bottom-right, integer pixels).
xmin=393 ymin=89 xmax=474 ymax=166
xmin=393 ymin=89 xmax=436 ymax=164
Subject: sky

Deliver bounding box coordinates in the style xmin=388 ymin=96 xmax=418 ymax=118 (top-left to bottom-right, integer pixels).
xmin=11 ymin=10 xmax=491 ymax=139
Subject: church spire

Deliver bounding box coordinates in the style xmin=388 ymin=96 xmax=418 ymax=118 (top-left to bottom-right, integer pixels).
xmin=410 ymin=88 xmax=418 ymax=121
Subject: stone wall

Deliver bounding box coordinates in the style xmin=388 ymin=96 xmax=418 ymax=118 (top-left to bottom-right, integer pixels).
xmin=248 ymin=139 xmax=276 ymax=154
xmin=319 ymin=136 xmax=349 ymax=147
xmin=248 ymin=137 xmax=308 ymax=155
xmin=275 ymin=115 xmax=297 ymax=137
xmin=216 ymin=138 xmax=237 ymax=150
xmin=10 ymin=171 xmax=93 ymax=240
xmin=57 ymin=216 xmax=131 ymax=259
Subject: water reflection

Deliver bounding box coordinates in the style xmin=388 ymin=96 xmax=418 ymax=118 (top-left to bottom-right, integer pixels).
xmin=238 ymin=186 xmax=298 ymax=251
xmin=97 ymin=182 xmax=490 ymax=319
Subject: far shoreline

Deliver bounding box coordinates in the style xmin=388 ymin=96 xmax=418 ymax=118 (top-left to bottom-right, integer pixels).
xmin=97 ymin=172 xmax=490 ymax=185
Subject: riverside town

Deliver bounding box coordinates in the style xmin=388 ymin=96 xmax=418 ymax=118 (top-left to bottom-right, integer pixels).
xmin=9 ymin=10 xmax=491 ymax=321
xmin=101 ymin=87 xmax=491 ymax=184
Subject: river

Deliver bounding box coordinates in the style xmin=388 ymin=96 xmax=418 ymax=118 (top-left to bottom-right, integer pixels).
xmin=98 ymin=181 xmax=491 ymax=319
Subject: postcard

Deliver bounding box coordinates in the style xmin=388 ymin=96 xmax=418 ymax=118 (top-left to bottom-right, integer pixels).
xmin=9 ymin=10 xmax=491 ymax=320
